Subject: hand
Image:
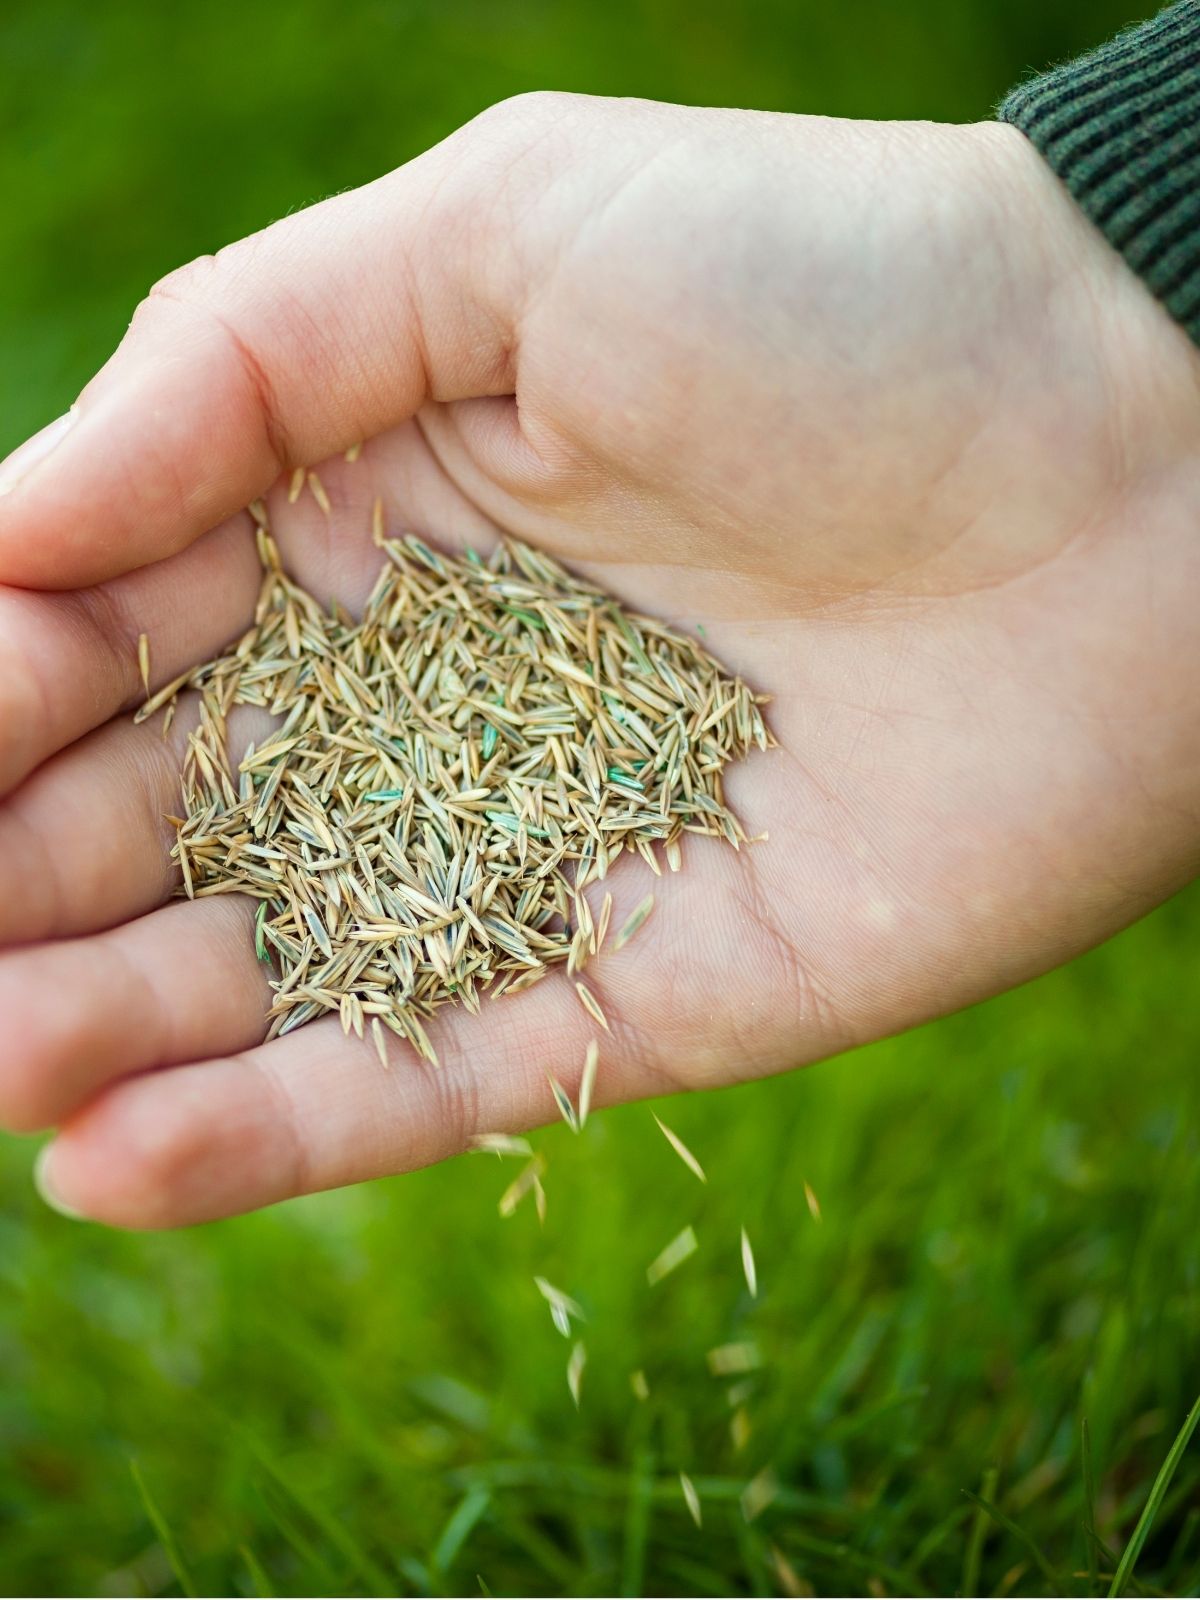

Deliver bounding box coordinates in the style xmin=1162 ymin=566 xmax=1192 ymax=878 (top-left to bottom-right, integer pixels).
xmin=1 ymin=94 xmax=1197 ymax=1227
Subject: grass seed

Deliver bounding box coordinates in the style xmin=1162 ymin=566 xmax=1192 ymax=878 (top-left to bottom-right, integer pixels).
xmin=147 ymin=505 xmax=773 ymax=1068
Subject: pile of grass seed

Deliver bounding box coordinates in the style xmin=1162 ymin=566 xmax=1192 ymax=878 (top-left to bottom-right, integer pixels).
xmin=139 ymin=502 xmax=773 ymax=1062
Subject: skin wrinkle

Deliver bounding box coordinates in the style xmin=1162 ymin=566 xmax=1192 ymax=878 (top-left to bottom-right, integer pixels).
xmin=3 ymin=792 xmax=65 ymax=943
xmin=148 ymin=282 xmax=293 ymax=474
xmin=70 ymin=583 xmax=146 ymax=715
xmin=251 ymin=1050 xmax=312 ymax=1202
xmin=424 ymin=1045 xmax=485 ymax=1166
xmin=0 ymin=624 xmax=49 ymax=793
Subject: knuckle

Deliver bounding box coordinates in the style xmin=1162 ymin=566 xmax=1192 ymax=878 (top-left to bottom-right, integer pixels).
xmin=140 ymin=254 xmax=222 ymax=321
xmin=0 ymin=1008 xmax=67 ymax=1136
xmin=428 ymin=1053 xmax=482 ymax=1154
xmin=65 ymin=585 xmax=143 ymax=710
xmin=141 ymin=254 xmax=291 ymax=472
xmin=0 ymin=1065 xmax=52 ymax=1135
xmin=468 ymin=89 xmax=579 ymax=138
xmin=0 ymin=638 xmax=46 ymax=796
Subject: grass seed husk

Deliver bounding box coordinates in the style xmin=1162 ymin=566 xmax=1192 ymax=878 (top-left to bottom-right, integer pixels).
xmin=150 ymin=506 xmax=773 ymax=1058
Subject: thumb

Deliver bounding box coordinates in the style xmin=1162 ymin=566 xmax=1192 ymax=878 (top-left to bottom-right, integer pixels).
xmin=0 ymin=99 xmax=540 ymax=590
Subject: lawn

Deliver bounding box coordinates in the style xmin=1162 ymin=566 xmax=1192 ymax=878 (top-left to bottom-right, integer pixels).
xmin=2 ymin=1 xmax=1197 ymax=1595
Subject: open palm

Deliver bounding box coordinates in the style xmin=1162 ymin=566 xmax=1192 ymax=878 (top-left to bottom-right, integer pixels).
xmin=1 ymin=95 xmax=1197 ymax=1226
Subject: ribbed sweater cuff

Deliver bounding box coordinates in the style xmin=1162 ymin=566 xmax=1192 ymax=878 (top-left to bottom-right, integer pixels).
xmin=998 ymin=1 xmax=1200 ymax=349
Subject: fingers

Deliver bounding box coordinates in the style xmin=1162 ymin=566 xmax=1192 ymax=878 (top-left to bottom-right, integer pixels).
xmin=0 ymin=512 xmax=260 ymax=797
xmin=36 ymin=971 xmax=632 ymax=1229
xmin=0 ymin=896 xmax=270 ymax=1134
xmin=0 ymin=95 xmax=557 ymax=590
xmin=0 ymin=687 xmax=277 ymax=944
xmin=29 ymin=845 xmax=778 ymax=1229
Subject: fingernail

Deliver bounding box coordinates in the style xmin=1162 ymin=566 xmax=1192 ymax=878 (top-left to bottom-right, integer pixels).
xmin=34 ymin=1144 xmax=86 ymax=1222
xmin=0 ymin=406 xmax=79 ymax=499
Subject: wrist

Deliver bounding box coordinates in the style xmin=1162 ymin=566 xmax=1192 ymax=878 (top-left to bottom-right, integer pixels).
xmin=975 ymin=119 xmax=1200 ymax=500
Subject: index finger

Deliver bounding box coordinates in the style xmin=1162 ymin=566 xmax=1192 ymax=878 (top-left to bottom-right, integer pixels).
xmin=0 ymin=101 xmax=536 ymax=590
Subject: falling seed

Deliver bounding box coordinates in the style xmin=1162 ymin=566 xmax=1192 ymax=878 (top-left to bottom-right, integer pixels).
xmin=804 ymin=1182 xmax=822 ymax=1221
xmin=574 ymin=982 xmax=610 ymax=1032
xmin=535 ymin=1275 xmax=584 ymax=1337
xmin=595 ymin=893 xmax=613 ymax=953
xmin=306 ymin=470 xmax=331 ymax=515
xmin=707 ymin=1341 xmax=762 ymax=1377
xmin=647 ymin=1225 xmax=698 ymax=1286
xmin=345 ymin=441 xmax=362 ymax=463
xmin=679 ymin=1473 xmax=702 ymax=1529
xmin=371 ymin=496 xmax=385 ymax=546
xmin=533 ymin=1174 xmax=547 ymax=1225
xmin=547 ymin=1072 xmax=578 ymax=1133
xmin=630 ymin=1370 xmax=650 ymax=1402
xmin=730 ymin=1408 xmax=752 ymax=1453
xmin=654 ymin=1115 xmax=707 ymax=1184
xmin=740 ymin=1467 xmax=779 ymax=1523
xmin=499 ymin=1154 xmax=546 ymax=1218
xmin=567 ymin=1341 xmax=586 ymax=1407
xmin=726 ymin=1378 xmax=757 ymax=1408
xmin=469 ymin=1133 xmax=533 ymax=1158
xmin=136 ymin=633 xmax=151 ymax=697
xmin=287 ymin=466 xmax=305 ymax=503
xmin=741 ymin=1227 xmax=758 ymax=1298
xmin=578 ymin=1041 xmax=599 ymax=1128
xmin=370 ymin=1018 xmax=390 ymax=1070
xmin=611 ymin=893 xmax=655 ymax=953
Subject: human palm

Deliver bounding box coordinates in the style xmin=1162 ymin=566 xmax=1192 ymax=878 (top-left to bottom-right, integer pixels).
xmin=1 ymin=96 xmax=1197 ymax=1225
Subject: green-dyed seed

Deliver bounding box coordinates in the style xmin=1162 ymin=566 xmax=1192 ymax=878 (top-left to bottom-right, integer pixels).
xmin=487 ymin=811 xmax=550 ymax=838
xmin=254 ymin=901 xmax=269 ymax=961
xmin=504 ymin=606 xmax=545 ymax=629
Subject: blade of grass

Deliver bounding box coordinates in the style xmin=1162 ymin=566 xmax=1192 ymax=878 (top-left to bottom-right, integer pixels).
xmin=239 ymin=1542 xmax=276 ymax=1599
xmin=1109 ymin=1391 xmax=1200 ymax=1597
xmin=1161 ymin=1506 xmax=1200 ymax=1591
xmin=910 ymin=1501 xmax=972 ymax=1575
xmin=1083 ymin=1417 xmax=1099 ymax=1596
xmin=962 ymin=1489 xmax=1062 ymax=1595
xmin=431 ymin=1487 xmax=491 ymax=1580
xmin=775 ymin=1529 xmax=930 ymax=1597
xmin=251 ymin=1445 xmax=400 ymax=1596
xmin=621 ymin=1445 xmax=654 ymax=1598
xmin=734 ymin=1516 xmax=770 ymax=1594
xmin=129 ymin=1460 xmax=197 ymax=1599
xmin=253 ymin=1480 xmax=342 ymax=1594
xmin=962 ymin=1466 xmax=997 ymax=1598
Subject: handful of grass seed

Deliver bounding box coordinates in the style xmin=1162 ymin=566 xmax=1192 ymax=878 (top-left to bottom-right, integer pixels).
xmin=142 ymin=503 xmax=773 ymax=1062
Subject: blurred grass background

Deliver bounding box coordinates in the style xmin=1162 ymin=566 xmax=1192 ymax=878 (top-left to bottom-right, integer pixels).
xmin=2 ymin=0 xmax=1198 ymax=1595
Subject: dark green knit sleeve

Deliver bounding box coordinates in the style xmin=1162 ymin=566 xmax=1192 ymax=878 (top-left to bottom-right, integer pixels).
xmin=998 ymin=1 xmax=1200 ymax=349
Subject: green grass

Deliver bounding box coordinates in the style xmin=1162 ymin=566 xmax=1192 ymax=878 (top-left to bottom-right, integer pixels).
xmin=2 ymin=1 xmax=1197 ymax=1594
xmin=3 ymin=887 xmax=1199 ymax=1596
